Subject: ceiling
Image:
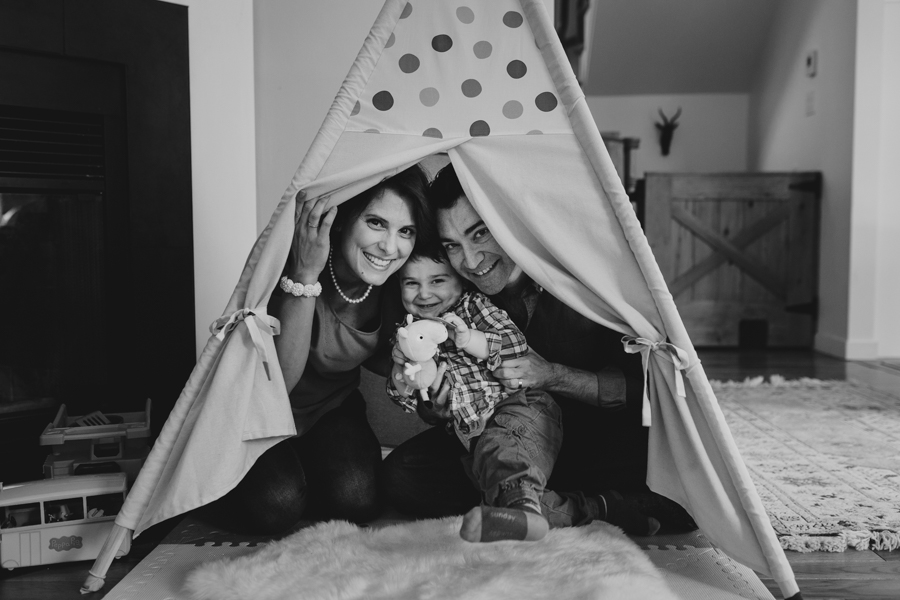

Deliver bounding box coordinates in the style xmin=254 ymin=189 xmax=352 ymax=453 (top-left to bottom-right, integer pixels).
xmin=581 ymin=0 xmax=779 ymax=96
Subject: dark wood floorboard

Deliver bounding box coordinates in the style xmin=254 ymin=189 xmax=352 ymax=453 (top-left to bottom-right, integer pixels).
xmin=1 ymin=349 xmax=896 ymax=599
xmin=698 ymin=347 xmax=850 ymax=382
xmin=876 ymin=549 xmax=900 ymax=562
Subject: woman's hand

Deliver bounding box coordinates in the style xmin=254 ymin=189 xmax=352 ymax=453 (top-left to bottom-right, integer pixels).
xmin=290 ymin=191 xmax=338 ymax=284
xmin=492 ymin=347 xmax=557 ymax=393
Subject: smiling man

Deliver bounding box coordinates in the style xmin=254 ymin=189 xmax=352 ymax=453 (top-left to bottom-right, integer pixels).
xmin=430 ymin=164 xmax=636 ymax=421
xmin=380 ymin=164 xmax=696 ymax=535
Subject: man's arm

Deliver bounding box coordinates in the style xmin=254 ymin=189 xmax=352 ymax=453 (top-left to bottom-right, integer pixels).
xmin=493 ymin=349 xmax=627 ymax=410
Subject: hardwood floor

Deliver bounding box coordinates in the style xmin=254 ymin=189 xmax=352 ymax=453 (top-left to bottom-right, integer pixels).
xmin=1 ymin=349 xmax=897 ymax=600
xmin=698 ymin=348 xmax=900 ymax=600
xmin=0 ymin=517 xmax=177 ymax=600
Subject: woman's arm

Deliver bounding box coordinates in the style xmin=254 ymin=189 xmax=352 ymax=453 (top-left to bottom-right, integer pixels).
xmin=274 ymin=193 xmax=336 ymax=393
xmin=273 ymin=293 xmax=318 ymax=393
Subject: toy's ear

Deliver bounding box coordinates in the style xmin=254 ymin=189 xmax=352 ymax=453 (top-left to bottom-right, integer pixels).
xmin=405 ymin=314 xmax=414 ymax=325
xmin=398 ymin=327 xmax=409 ymax=339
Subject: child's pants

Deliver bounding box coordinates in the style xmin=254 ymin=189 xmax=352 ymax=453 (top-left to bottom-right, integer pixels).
xmin=467 ymin=390 xmax=563 ymax=512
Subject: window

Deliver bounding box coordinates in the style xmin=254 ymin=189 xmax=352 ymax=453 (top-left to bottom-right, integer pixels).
xmin=86 ymin=492 xmax=124 ymax=519
xmin=1 ymin=502 xmax=41 ymax=529
xmin=44 ymin=497 xmax=85 ymax=523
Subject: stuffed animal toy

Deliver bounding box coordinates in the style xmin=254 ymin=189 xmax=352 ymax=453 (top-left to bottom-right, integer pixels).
xmin=394 ymin=314 xmax=448 ymax=402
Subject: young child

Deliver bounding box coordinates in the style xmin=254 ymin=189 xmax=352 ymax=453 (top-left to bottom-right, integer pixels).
xmin=387 ymin=251 xmax=563 ymax=543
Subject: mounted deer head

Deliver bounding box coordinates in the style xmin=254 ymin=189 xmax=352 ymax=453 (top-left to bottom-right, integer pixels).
xmin=655 ymin=107 xmax=682 ymax=156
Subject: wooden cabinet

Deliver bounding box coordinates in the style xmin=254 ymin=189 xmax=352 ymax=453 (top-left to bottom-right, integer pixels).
xmin=644 ymin=172 xmax=821 ymax=348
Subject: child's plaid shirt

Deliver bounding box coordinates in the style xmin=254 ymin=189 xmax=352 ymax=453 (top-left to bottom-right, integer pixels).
xmin=386 ymin=291 xmax=528 ymax=447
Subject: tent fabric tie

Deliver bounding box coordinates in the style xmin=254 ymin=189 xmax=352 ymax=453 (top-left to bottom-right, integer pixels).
xmin=210 ymin=308 xmax=281 ymax=381
xmin=621 ymin=336 xmax=690 ymax=427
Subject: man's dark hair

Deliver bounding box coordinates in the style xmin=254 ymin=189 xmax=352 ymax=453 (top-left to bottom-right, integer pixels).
xmin=407 ymin=237 xmax=449 ymax=265
xmin=428 ymin=163 xmax=465 ymax=211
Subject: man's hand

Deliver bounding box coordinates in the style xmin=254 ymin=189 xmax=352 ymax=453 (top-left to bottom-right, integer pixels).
xmin=492 ymin=347 xmax=557 ymax=393
xmin=415 ymin=362 xmax=453 ymax=425
xmin=494 ymin=347 xmax=618 ymax=408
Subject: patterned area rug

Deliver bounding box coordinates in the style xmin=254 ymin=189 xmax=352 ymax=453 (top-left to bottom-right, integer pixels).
xmin=714 ymin=376 xmax=900 ymax=552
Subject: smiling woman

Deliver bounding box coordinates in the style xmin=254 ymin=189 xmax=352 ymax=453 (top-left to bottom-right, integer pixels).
xmin=206 ymin=165 xmax=432 ymax=535
xmin=333 ymin=190 xmax=418 ymax=292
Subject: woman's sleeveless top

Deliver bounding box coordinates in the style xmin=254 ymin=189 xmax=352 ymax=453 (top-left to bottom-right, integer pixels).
xmin=289 ymin=283 xmax=401 ymax=436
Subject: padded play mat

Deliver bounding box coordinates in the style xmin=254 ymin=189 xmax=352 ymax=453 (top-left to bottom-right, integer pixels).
xmin=101 ymin=517 xmax=774 ymax=600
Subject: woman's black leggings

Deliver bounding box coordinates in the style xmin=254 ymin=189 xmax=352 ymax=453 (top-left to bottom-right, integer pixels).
xmin=208 ymin=390 xmax=382 ymax=535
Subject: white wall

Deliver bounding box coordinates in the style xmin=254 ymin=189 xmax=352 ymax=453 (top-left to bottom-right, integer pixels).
xmin=253 ymin=1 xmax=385 ymax=231
xmin=163 ymin=0 xmax=260 ymax=356
xmin=858 ymin=0 xmax=900 ymax=359
xmin=585 ymin=94 xmax=749 ymax=178
xmin=747 ymin=0 xmax=858 ymax=358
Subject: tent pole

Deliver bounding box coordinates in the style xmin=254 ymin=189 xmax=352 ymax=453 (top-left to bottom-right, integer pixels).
xmin=80 ymin=524 xmax=131 ymax=593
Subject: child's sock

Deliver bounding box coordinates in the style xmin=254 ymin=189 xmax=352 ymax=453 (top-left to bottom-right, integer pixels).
xmin=459 ymin=499 xmax=549 ymax=543
xmin=596 ymin=490 xmax=661 ymax=536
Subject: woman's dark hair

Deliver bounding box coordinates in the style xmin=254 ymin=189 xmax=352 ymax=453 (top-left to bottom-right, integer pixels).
xmin=330 ymin=164 xmax=435 ymax=253
xmin=428 ymin=163 xmax=465 ymax=211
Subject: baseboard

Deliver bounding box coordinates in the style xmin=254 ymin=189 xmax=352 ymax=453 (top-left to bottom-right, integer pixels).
xmin=814 ymin=332 xmax=879 ymax=360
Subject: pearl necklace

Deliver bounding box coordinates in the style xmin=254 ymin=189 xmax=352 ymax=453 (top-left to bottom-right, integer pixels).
xmin=329 ymin=251 xmax=373 ymax=304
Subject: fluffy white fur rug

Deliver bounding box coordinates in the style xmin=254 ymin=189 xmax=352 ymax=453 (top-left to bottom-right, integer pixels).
xmin=185 ymin=517 xmax=676 ymax=600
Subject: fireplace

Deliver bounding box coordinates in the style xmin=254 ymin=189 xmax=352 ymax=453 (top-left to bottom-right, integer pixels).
xmin=1 ymin=106 xmax=117 ymax=410
xmin=0 ymin=0 xmax=196 ymax=484
xmin=0 ymin=103 xmax=134 ymax=483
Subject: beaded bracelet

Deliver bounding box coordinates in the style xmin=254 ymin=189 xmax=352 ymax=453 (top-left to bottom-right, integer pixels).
xmin=279 ymin=276 xmax=322 ymax=298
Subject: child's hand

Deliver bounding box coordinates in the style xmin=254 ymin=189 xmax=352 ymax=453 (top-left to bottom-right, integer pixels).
xmin=391 ymin=362 xmax=416 ymax=397
xmin=441 ymin=313 xmax=471 ymax=350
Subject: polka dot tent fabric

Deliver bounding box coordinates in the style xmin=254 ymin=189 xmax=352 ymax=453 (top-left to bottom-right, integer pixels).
xmin=348 ymin=0 xmax=571 ymax=138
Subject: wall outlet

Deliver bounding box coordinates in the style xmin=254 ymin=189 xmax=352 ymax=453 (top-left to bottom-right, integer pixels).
xmin=805 ymin=50 xmax=818 ymax=77
xmin=805 ymin=90 xmax=816 ymax=116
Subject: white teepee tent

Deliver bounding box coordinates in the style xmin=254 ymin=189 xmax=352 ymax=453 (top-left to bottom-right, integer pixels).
xmin=84 ymin=1 xmax=801 ymax=597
